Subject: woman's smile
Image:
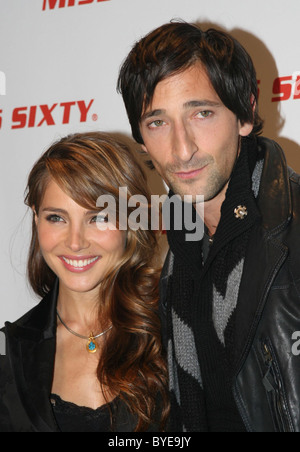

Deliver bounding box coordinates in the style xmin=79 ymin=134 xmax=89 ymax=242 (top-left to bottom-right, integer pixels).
xmin=59 ymin=255 xmax=101 ymax=273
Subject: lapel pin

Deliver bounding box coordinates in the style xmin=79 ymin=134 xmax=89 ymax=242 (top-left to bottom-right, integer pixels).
xmin=234 ymin=205 xmax=248 ymax=220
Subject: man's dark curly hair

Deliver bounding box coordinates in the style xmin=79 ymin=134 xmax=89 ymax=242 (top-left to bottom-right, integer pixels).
xmin=118 ymin=21 xmax=263 ymax=146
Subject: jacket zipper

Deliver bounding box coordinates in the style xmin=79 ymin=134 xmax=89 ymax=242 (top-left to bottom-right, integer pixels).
xmin=262 ymin=339 xmax=293 ymax=432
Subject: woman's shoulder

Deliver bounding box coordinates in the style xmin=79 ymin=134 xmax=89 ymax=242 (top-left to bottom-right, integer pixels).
xmin=2 ymin=283 xmax=58 ymax=340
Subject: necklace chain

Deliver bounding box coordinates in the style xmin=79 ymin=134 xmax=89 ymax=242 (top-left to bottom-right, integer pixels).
xmin=56 ymin=310 xmax=113 ymax=340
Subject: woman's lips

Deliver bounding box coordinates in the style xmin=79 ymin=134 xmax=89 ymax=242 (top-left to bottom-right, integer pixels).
xmin=59 ymin=256 xmax=101 ymax=273
xmin=175 ymin=165 xmax=207 ymax=180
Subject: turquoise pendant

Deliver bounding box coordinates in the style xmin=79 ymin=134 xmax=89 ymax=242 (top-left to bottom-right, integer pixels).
xmin=87 ymin=333 xmax=98 ymax=354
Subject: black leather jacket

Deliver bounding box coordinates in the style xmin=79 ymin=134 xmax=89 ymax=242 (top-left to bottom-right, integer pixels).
xmin=160 ymin=137 xmax=300 ymax=432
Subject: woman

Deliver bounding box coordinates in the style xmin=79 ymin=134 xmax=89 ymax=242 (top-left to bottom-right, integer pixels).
xmin=0 ymin=132 xmax=169 ymax=432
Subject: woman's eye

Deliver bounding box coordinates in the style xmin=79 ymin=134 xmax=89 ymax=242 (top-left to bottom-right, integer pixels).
xmin=91 ymin=215 xmax=108 ymax=223
xmin=46 ymin=215 xmax=64 ymax=223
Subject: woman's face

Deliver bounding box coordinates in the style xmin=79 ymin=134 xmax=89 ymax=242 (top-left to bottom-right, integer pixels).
xmin=35 ymin=179 xmax=126 ymax=296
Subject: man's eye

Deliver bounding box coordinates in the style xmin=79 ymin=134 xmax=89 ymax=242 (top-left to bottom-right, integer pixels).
xmin=197 ymin=111 xmax=211 ymax=118
xmin=149 ymin=119 xmax=165 ymax=128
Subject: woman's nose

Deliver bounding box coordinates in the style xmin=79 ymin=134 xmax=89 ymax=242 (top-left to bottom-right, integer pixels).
xmin=65 ymin=224 xmax=90 ymax=252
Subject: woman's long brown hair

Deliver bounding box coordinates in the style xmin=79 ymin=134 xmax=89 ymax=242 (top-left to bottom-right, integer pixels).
xmin=24 ymin=132 xmax=169 ymax=431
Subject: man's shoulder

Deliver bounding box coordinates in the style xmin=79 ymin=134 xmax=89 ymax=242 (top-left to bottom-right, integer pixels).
xmin=258 ymin=136 xmax=300 ymax=180
xmin=288 ymin=167 xmax=300 ymax=186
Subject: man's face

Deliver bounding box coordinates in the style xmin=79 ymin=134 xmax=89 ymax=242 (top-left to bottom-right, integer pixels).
xmin=140 ymin=64 xmax=253 ymax=202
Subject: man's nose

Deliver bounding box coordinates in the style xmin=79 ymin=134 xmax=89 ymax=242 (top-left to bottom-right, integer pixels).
xmin=171 ymin=121 xmax=198 ymax=162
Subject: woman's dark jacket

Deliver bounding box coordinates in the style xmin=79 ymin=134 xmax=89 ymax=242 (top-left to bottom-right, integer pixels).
xmin=0 ymin=282 xmax=140 ymax=432
xmin=160 ymin=137 xmax=300 ymax=432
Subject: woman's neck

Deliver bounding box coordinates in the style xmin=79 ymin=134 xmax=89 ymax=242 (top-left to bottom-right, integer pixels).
xmin=56 ymin=283 xmax=102 ymax=335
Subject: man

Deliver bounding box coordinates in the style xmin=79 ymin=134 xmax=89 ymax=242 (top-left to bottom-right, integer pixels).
xmin=118 ymin=21 xmax=300 ymax=432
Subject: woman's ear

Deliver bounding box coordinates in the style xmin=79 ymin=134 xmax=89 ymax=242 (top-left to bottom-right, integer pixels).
xmin=141 ymin=144 xmax=149 ymax=154
xmin=32 ymin=206 xmax=38 ymax=226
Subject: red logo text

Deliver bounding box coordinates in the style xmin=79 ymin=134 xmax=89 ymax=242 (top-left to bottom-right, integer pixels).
xmin=11 ymin=99 xmax=95 ymax=129
xmin=43 ymin=0 xmax=110 ymax=10
xmin=272 ymin=72 xmax=300 ymax=102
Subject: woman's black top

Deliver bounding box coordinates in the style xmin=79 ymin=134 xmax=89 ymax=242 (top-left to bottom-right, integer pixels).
xmin=50 ymin=394 xmax=120 ymax=432
xmin=0 ymin=281 xmax=160 ymax=432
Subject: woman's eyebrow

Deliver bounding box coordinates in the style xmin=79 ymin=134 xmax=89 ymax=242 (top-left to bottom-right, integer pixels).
xmin=42 ymin=208 xmax=102 ymax=216
xmin=42 ymin=207 xmax=68 ymax=214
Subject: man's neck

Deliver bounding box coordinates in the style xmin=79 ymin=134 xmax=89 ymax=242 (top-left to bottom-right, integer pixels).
xmin=195 ymin=182 xmax=229 ymax=237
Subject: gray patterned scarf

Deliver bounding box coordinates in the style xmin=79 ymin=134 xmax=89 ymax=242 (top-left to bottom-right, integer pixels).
xmin=164 ymin=136 xmax=264 ymax=432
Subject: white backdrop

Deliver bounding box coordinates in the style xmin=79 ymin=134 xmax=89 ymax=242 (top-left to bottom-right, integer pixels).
xmin=0 ymin=0 xmax=299 ymax=324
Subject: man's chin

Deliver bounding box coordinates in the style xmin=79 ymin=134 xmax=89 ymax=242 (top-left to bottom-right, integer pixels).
xmin=168 ymin=180 xmax=205 ymax=200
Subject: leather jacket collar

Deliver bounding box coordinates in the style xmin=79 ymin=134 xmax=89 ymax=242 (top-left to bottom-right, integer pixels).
xmin=233 ymin=137 xmax=292 ymax=378
xmin=4 ymin=280 xmax=59 ymax=432
xmin=256 ymin=137 xmax=292 ymax=232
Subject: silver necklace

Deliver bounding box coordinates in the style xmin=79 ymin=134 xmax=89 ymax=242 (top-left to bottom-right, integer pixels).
xmin=56 ymin=310 xmax=112 ymax=354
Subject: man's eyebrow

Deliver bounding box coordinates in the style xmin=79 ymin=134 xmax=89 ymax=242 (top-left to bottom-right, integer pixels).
xmin=141 ymin=100 xmax=222 ymax=121
xmin=141 ymin=109 xmax=166 ymax=122
xmin=183 ymin=100 xmax=222 ymax=109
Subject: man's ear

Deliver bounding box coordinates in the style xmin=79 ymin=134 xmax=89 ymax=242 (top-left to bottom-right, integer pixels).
xmin=250 ymin=93 xmax=256 ymax=115
xmin=239 ymin=121 xmax=254 ymax=137
xmin=239 ymin=93 xmax=256 ymax=137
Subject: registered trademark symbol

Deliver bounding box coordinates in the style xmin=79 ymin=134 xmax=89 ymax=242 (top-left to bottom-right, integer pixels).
xmin=92 ymin=114 xmax=98 ymax=122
